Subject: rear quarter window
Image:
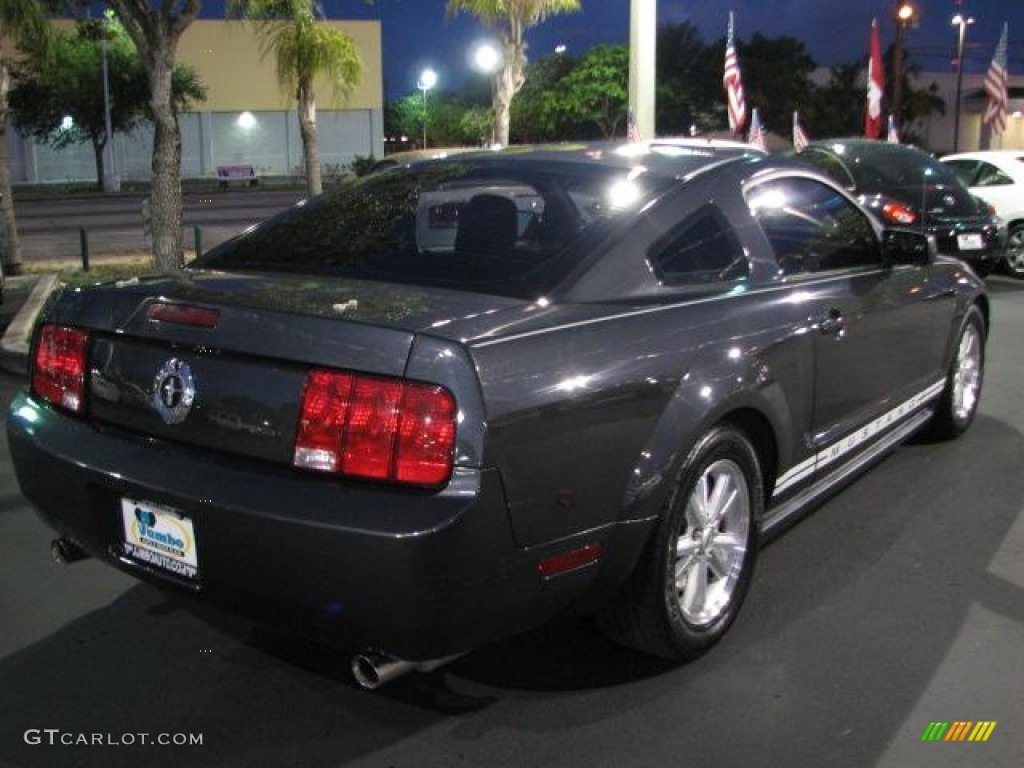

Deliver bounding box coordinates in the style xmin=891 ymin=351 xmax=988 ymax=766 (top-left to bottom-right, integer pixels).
xmin=648 ymin=205 xmax=748 ymax=285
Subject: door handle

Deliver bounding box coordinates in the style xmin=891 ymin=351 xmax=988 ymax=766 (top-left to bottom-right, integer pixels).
xmin=817 ymin=308 xmax=846 ymax=337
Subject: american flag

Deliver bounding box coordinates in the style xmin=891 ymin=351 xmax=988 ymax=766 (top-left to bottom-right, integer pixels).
xmin=984 ymin=23 xmax=1009 ymax=136
xmin=865 ymin=18 xmax=884 ymax=139
xmin=887 ymin=114 xmax=900 ymax=144
xmin=626 ymin=109 xmax=641 ymax=142
xmin=793 ymin=111 xmax=809 ymax=151
xmin=748 ymin=108 xmax=766 ymax=151
xmin=724 ymin=12 xmax=746 ymax=135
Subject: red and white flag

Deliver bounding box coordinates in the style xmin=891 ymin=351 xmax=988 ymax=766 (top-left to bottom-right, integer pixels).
xmin=724 ymin=12 xmax=747 ymax=135
xmin=793 ymin=111 xmax=809 ymax=151
xmin=748 ymin=108 xmax=766 ymax=151
xmin=984 ymin=23 xmax=1010 ymax=136
xmin=865 ymin=18 xmax=884 ymax=139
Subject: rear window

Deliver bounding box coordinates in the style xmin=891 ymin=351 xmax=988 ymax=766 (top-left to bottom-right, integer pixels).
xmin=806 ymin=144 xmax=979 ymax=217
xmin=195 ymin=159 xmax=674 ymax=299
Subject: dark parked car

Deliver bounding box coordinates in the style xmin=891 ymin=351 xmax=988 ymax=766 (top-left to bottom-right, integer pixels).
xmin=8 ymin=142 xmax=988 ymax=688
xmin=796 ymin=139 xmax=1004 ymax=276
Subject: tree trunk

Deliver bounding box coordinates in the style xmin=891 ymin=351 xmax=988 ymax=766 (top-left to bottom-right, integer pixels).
xmin=92 ymin=135 xmax=106 ymax=192
xmin=493 ymin=23 xmax=527 ymax=148
xmin=149 ymin=51 xmax=183 ymax=270
xmin=298 ymin=80 xmax=321 ymax=196
xmin=0 ymin=62 xmax=22 ymax=274
xmin=108 ymin=0 xmax=199 ymax=271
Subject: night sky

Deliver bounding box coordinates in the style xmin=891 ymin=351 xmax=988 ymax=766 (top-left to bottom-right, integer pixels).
xmin=199 ymin=1 xmax=1024 ymax=100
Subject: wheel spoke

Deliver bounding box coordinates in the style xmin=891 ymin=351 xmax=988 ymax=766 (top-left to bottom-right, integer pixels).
xmin=706 ymin=471 xmax=736 ymax=526
xmin=675 ymin=536 xmax=700 ymax=562
xmin=681 ymin=559 xmax=708 ymax=616
xmin=689 ymin=474 xmax=710 ymax=527
xmin=675 ymin=551 xmax=699 ymax=591
xmin=707 ymin=533 xmax=743 ymax=579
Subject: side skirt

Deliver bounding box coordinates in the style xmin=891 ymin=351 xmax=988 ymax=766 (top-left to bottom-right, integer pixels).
xmin=760 ymin=408 xmax=934 ymax=540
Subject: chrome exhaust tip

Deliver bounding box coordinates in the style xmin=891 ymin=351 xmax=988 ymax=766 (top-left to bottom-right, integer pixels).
xmin=351 ymin=652 xmax=416 ymax=690
xmin=351 ymin=651 xmax=466 ymax=690
xmin=51 ymin=538 xmax=90 ymax=565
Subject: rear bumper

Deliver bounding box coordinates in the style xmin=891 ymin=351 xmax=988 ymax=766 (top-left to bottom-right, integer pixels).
xmin=8 ymin=392 xmax=628 ymax=660
xmin=932 ymin=223 xmax=1004 ymax=267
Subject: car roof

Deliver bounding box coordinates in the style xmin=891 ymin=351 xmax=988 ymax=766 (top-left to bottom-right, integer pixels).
xmin=803 ymin=138 xmax=932 ymax=157
xmin=371 ymin=139 xmax=767 ymax=180
xmin=942 ymin=150 xmax=1024 ymax=160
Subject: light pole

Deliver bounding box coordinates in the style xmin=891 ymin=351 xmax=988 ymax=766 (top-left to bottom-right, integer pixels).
xmin=891 ymin=2 xmax=918 ymax=126
xmin=628 ymin=0 xmax=656 ymax=140
xmin=417 ymin=68 xmax=437 ymax=149
xmin=951 ymin=12 xmax=974 ymax=153
xmin=472 ymin=43 xmax=500 ymax=146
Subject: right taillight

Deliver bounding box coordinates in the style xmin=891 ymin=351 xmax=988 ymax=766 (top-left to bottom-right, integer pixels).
xmin=294 ymin=369 xmax=456 ymax=488
xmin=32 ymin=325 xmax=89 ymax=414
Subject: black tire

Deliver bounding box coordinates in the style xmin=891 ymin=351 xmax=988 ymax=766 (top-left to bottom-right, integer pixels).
xmin=600 ymin=425 xmax=762 ymax=661
xmin=927 ymin=305 xmax=986 ymax=440
xmin=1003 ymin=223 xmax=1024 ymax=279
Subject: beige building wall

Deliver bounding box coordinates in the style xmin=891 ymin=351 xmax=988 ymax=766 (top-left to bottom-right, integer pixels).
xmin=177 ymin=19 xmax=382 ymax=112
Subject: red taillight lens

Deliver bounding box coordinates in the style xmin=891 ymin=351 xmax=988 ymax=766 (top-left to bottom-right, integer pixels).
xmin=341 ymin=376 xmax=403 ymax=481
xmin=32 ymin=325 xmax=89 ymax=413
xmin=882 ymin=202 xmax=918 ymax=225
xmin=294 ymin=370 xmax=456 ymax=487
xmin=395 ymin=384 xmax=458 ymax=485
xmin=293 ymin=371 xmax=354 ymax=472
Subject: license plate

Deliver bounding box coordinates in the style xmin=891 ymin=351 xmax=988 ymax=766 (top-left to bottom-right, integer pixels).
xmin=957 ymin=233 xmax=984 ymax=250
xmin=121 ymin=498 xmax=199 ymax=581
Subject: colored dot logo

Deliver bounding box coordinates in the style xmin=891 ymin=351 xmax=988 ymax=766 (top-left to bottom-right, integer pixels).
xmin=921 ymin=721 xmax=997 ymax=742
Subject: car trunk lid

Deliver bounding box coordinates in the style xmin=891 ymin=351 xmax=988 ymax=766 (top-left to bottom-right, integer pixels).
xmin=47 ymin=271 xmax=519 ymax=466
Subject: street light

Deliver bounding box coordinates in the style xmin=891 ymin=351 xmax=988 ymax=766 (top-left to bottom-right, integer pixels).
xmin=891 ymin=2 xmax=918 ymax=125
xmin=417 ymin=68 xmax=437 ymax=149
xmin=951 ymin=12 xmax=975 ymax=153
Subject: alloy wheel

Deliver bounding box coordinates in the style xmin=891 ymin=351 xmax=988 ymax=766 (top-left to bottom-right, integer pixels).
xmin=674 ymin=458 xmax=750 ymax=627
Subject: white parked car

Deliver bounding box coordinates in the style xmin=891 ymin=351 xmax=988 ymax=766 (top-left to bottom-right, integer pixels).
xmin=942 ymin=150 xmax=1024 ymax=278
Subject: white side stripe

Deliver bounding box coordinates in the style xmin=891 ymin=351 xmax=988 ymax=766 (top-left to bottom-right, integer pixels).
xmin=774 ymin=379 xmax=945 ymax=498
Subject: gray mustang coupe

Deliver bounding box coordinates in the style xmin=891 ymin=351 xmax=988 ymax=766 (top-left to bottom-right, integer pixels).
xmin=7 ymin=140 xmax=987 ymax=688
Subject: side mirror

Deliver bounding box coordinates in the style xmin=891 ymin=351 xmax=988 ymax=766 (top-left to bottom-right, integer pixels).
xmin=882 ymin=228 xmax=932 ymax=266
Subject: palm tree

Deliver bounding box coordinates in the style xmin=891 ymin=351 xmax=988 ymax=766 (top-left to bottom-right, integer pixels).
xmin=447 ymin=0 xmax=581 ymax=147
xmin=109 ymin=0 xmax=202 ymax=270
xmin=231 ymin=0 xmax=362 ymax=196
xmin=0 ymin=0 xmax=50 ymax=275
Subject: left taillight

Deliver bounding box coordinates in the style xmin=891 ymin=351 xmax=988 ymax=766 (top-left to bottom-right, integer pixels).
xmin=32 ymin=325 xmax=89 ymax=414
xmin=882 ymin=201 xmax=918 ymax=225
xmin=293 ymin=369 xmax=457 ymax=488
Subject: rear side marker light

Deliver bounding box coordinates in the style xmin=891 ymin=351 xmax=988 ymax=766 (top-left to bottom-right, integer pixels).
xmin=538 ymin=543 xmax=604 ymax=579
xmin=294 ymin=370 xmax=457 ymax=488
xmin=32 ymin=325 xmax=89 ymax=414
xmin=882 ymin=202 xmax=917 ymax=225
xmin=146 ymin=302 xmax=220 ymax=328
